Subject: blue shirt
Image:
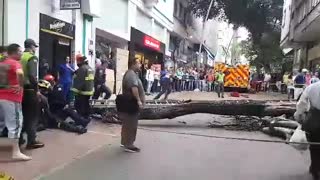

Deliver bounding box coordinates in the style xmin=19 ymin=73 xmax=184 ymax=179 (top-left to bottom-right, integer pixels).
xmin=59 ymin=64 xmax=74 ymax=84
xmin=160 ymin=70 xmax=170 ymax=83
xmin=294 ymin=73 xmax=306 ymax=85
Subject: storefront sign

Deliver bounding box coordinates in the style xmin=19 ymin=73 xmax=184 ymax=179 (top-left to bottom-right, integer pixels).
xmin=130 ymin=28 xmax=165 ymax=53
xmin=40 ymin=14 xmax=75 ymax=39
xmin=144 ymin=36 xmax=160 ymax=51
xmin=60 ymin=0 xmax=81 ymax=10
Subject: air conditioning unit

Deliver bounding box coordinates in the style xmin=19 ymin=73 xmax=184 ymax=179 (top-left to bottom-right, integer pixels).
xmin=144 ymin=0 xmax=159 ymax=8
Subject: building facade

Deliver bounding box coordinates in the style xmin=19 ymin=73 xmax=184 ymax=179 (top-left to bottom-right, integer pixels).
xmin=169 ymin=0 xmax=218 ymax=69
xmin=1 ymin=0 xmax=100 ymax=77
xmin=0 ymin=0 xmax=220 ymax=92
xmin=281 ymin=0 xmax=320 ymax=72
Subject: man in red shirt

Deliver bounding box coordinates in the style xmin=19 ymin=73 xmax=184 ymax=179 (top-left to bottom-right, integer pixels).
xmin=0 ymin=44 xmax=31 ymax=161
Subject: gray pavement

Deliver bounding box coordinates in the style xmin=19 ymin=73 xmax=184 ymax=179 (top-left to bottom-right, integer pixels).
xmin=41 ymin=114 xmax=312 ymax=180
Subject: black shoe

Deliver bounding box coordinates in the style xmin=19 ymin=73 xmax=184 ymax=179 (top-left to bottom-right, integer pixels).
xmin=77 ymin=126 xmax=87 ymax=134
xmin=26 ymin=141 xmax=45 ymax=149
xmin=124 ymin=146 xmax=141 ymax=153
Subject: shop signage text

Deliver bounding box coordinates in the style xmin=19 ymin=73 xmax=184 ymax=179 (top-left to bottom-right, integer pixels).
xmin=40 ymin=14 xmax=75 ymax=39
xmin=60 ymin=0 xmax=81 ymax=10
xmin=50 ymin=21 xmax=66 ymax=33
xmin=144 ymin=36 xmax=160 ymax=51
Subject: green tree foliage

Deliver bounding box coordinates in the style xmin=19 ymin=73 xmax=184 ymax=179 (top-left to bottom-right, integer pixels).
xmin=188 ymin=0 xmax=286 ymax=72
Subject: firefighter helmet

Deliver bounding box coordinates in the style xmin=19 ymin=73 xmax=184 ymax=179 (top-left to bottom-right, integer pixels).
xmin=38 ymin=80 xmax=51 ymax=89
xmin=44 ymin=74 xmax=55 ymax=82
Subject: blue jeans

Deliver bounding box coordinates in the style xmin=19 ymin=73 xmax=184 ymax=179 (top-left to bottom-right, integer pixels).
xmin=61 ymin=82 xmax=72 ymax=103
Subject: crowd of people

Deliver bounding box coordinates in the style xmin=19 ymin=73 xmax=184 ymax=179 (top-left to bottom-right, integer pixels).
xmin=141 ymin=65 xmax=226 ymax=100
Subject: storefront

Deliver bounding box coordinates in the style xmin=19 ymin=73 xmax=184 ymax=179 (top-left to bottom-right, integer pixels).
xmin=129 ymin=27 xmax=165 ymax=70
xmin=39 ymin=14 xmax=75 ymax=78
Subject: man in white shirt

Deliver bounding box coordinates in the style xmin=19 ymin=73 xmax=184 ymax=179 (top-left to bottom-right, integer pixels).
xmin=146 ymin=65 xmax=155 ymax=95
xmin=264 ymin=73 xmax=271 ymax=91
xmin=295 ymin=81 xmax=320 ymax=179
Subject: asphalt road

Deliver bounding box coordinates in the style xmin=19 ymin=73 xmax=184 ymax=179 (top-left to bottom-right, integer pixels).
xmin=40 ymin=114 xmax=313 ymax=180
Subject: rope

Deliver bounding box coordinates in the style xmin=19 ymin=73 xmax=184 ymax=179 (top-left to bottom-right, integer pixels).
xmin=138 ymin=127 xmax=320 ymax=146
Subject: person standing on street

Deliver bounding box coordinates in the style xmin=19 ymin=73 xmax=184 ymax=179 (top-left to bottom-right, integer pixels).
xmin=58 ymin=56 xmax=75 ymax=103
xmin=0 ymin=44 xmax=31 ymax=160
xmin=71 ymin=55 xmax=94 ymax=119
xmin=215 ymin=70 xmax=225 ymax=98
xmin=145 ymin=65 xmax=155 ymax=95
xmin=295 ymin=81 xmax=320 ymax=180
xmin=20 ymin=39 xmax=44 ymax=149
xmin=93 ymin=59 xmax=111 ymax=100
xmin=154 ymin=67 xmax=172 ymax=100
xmin=119 ymin=59 xmax=145 ymax=152
xmin=175 ymin=67 xmax=183 ymax=92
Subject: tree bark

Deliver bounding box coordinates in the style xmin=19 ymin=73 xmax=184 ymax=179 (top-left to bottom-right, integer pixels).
xmin=100 ymin=100 xmax=296 ymax=121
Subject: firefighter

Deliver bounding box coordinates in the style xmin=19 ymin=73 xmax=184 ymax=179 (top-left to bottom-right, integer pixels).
xmin=20 ymin=39 xmax=44 ymax=149
xmin=93 ymin=59 xmax=112 ymax=100
xmin=37 ymin=75 xmax=88 ymax=134
xmin=71 ymin=55 xmax=94 ymax=119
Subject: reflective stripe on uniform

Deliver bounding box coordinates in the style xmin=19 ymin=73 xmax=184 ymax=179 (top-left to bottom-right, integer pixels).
xmin=71 ymin=88 xmax=94 ymax=96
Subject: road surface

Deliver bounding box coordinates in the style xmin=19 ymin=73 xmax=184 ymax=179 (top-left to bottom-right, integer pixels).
xmin=40 ymin=114 xmax=312 ymax=180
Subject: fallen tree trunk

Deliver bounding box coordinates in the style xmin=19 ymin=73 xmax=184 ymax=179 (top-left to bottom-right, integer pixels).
xmin=140 ymin=101 xmax=295 ymax=119
xmin=100 ymin=100 xmax=296 ymax=122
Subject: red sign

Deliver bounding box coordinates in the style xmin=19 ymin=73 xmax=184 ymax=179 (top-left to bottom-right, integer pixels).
xmin=143 ymin=36 xmax=160 ymax=51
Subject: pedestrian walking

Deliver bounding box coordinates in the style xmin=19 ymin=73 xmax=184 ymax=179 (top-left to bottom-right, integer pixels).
xmin=154 ymin=67 xmax=172 ymax=100
xmin=58 ymin=56 xmax=75 ymax=103
xmin=0 ymin=44 xmax=31 ymax=161
xmin=146 ymin=65 xmax=155 ymax=95
xmin=72 ymin=55 xmax=94 ymax=119
xmin=117 ymin=59 xmax=145 ymax=153
xmin=93 ymin=59 xmax=112 ymax=100
xmin=215 ymin=70 xmax=225 ymax=98
xmin=295 ymin=81 xmax=320 ymax=180
xmin=20 ymin=39 xmax=44 ymax=149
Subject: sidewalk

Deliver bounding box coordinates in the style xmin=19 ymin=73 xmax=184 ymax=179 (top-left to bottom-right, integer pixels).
xmin=0 ymin=121 xmax=121 ymax=180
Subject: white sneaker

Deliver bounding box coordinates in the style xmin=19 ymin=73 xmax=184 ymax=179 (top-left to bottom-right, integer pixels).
xmin=12 ymin=152 xmax=32 ymax=161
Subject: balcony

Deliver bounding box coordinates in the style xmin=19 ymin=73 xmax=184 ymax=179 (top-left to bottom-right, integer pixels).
xmin=291 ymin=0 xmax=320 ymax=42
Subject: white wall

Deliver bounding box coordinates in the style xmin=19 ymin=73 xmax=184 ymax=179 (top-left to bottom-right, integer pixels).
xmin=28 ymin=0 xmax=73 ymax=45
xmin=154 ymin=0 xmax=174 ymax=23
xmin=93 ymin=0 xmax=129 ymax=41
xmin=5 ymin=0 xmax=26 ymax=46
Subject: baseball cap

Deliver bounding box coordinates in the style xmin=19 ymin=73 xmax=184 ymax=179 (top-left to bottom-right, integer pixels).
xmin=24 ymin=39 xmax=39 ymax=48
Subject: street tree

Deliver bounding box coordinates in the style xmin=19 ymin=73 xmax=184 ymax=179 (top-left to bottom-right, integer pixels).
xmin=188 ymin=0 xmax=285 ymax=72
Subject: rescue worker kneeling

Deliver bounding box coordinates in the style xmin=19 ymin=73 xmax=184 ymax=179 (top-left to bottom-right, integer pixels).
xmin=37 ymin=75 xmax=89 ymax=134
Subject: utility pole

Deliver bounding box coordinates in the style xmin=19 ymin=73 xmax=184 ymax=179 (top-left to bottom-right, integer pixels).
xmin=197 ymin=0 xmax=214 ymax=69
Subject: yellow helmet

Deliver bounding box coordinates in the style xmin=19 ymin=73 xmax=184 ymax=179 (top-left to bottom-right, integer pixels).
xmin=38 ymin=79 xmax=51 ymax=89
